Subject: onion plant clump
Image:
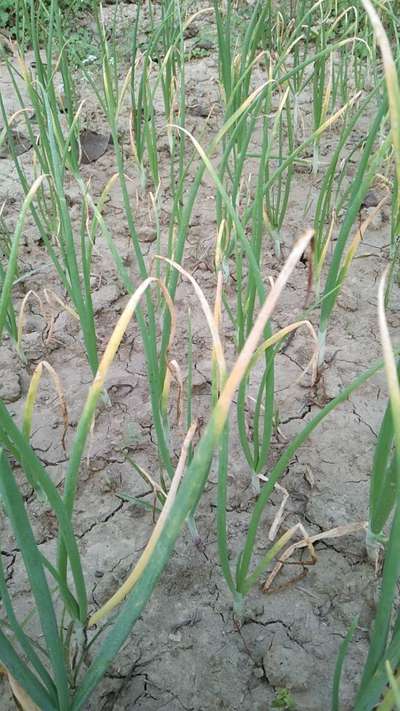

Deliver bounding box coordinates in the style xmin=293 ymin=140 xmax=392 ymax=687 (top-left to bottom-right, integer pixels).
xmin=1 ymin=0 xmax=393 ymax=475
xmin=0 ymin=226 xmax=394 ymax=710
xmin=0 ymin=233 xmax=320 ymax=709
xmin=0 ymin=0 xmax=400 ymax=709
xmin=332 ymin=5 xmax=400 ymax=710
xmin=208 ymin=0 xmax=390 ymax=498
xmin=332 ymin=276 xmax=400 ymax=711
xmin=0 ymin=0 xmax=266 ymax=501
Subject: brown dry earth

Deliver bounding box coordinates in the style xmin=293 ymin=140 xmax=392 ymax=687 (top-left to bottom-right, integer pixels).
xmin=0 ymin=4 xmax=399 ymax=710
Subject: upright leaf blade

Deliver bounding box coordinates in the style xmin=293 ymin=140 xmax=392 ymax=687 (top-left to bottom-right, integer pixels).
xmin=0 ymin=449 xmax=69 ymax=709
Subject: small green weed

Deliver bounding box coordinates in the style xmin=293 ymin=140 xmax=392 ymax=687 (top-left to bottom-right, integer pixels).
xmin=272 ymin=688 xmax=297 ymax=710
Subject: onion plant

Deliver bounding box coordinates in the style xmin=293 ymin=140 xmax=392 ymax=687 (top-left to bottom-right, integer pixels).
xmin=217 ymin=338 xmax=392 ymax=615
xmin=0 ymin=232 xmax=316 ymax=710
xmin=331 ymin=5 xmax=400 ymax=708
xmin=0 ymin=1 xmax=238 ymax=491
xmin=312 ymin=82 xmax=382 ymax=299
xmin=362 ymin=0 xmax=400 ymax=295
xmin=0 ymin=176 xmax=45 ymax=350
xmin=317 ymin=98 xmax=389 ymax=364
xmin=208 ymin=0 xmax=373 ymax=494
xmin=315 ymin=0 xmax=400 ymax=362
xmin=263 ymin=89 xmax=295 ymax=255
xmin=0 ymin=3 xmax=99 ymax=375
xmin=332 ymin=273 xmax=400 ymax=711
